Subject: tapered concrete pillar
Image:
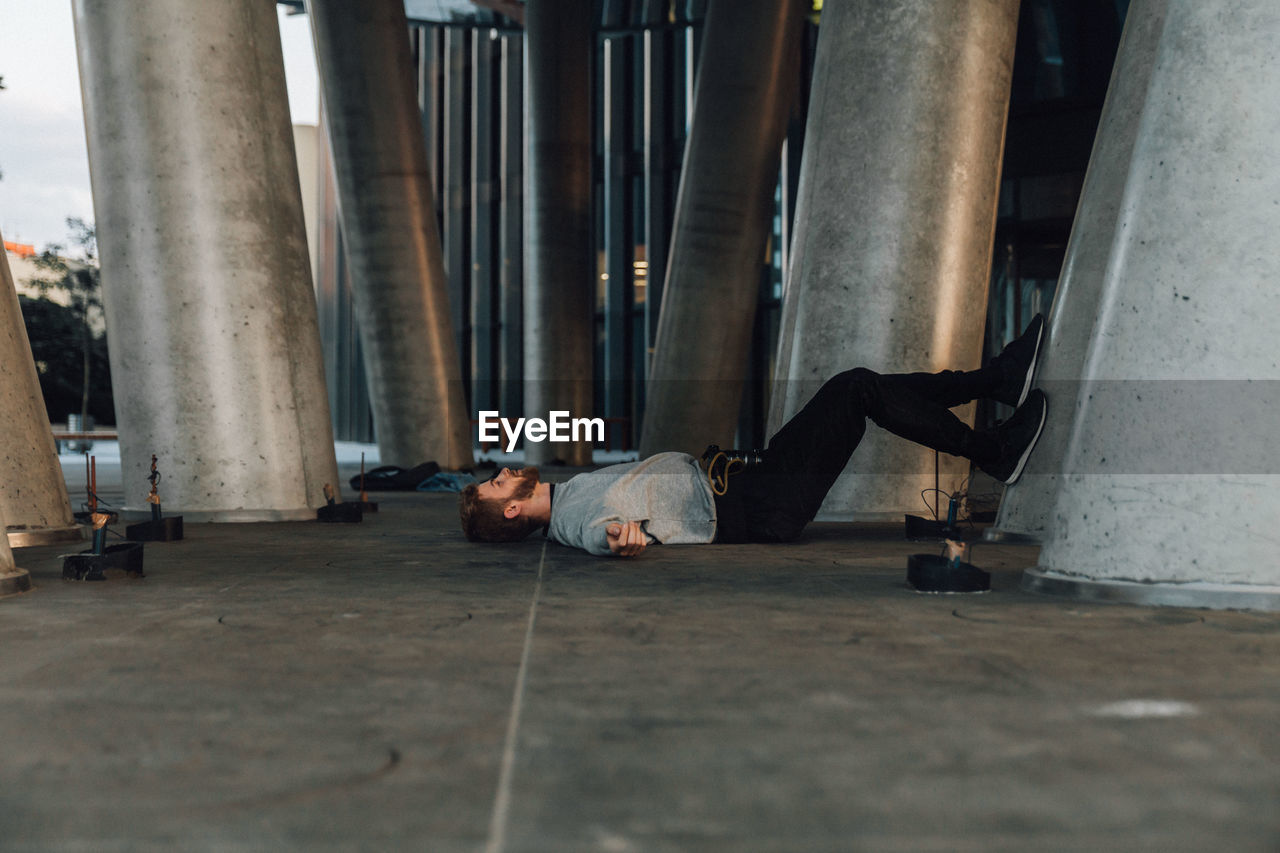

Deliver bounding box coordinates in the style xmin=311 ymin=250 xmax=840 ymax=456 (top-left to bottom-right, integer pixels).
xmin=1019 ymin=0 xmax=1280 ymax=610
xmin=74 ymin=0 xmax=341 ymax=520
xmin=769 ymin=0 xmax=1019 ymax=520
xmin=638 ymin=0 xmax=804 ymax=458
xmin=308 ymin=0 xmax=472 ymax=469
xmin=0 ymin=230 xmax=79 ymax=547
xmin=987 ymin=5 xmax=1167 ymax=545
xmin=0 ymin=502 xmax=31 ymax=597
xmin=524 ymin=0 xmax=594 ymax=466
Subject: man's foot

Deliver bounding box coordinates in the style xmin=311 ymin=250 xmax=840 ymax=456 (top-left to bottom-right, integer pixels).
xmin=982 ymin=390 xmax=1047 ymax=485
xmin=989 ymin=314 xmax=1045 ymax=407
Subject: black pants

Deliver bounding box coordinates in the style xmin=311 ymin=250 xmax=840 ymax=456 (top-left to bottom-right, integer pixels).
xmin=713 ymin=367 xmax=998 ymax=543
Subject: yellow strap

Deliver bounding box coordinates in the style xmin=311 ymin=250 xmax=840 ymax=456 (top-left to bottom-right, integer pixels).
xmin=705 ymin=451 xmax=744 ymax=496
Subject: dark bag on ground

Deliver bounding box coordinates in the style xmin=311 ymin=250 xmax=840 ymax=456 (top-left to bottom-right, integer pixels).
xmin=350 ymin=461 xmax=440 ymax=492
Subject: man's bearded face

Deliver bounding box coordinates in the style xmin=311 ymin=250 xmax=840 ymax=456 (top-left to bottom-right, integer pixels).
xmin=508 ymin=467 xmax=539 ymax=501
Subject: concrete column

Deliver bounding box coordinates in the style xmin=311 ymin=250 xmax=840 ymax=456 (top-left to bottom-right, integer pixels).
xmin=73 ymin=0 xmax=341 ymax=520
xmin=638 ymin=0 xmax=804 ymax=458
xmin=1020 ymin=0 xmax=1280 ymax=610
xmin=987 ymin=4 xmax=1167 ymax=545
xmin=769 ymin=0 xmax=1020 ymax=520
xmin=0 ymin=501 xmax=31 ymax=597
xmin=308 ymin=0 xmax=472 ymax=470
xmin=524 ymin=0 xmax=594 ymax=466
xmin=0 ymin=230 xmax=79 ymax=547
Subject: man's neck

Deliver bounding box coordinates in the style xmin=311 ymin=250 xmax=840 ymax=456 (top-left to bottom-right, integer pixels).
xmin=525 ymin=481 xmax=553 ymax=525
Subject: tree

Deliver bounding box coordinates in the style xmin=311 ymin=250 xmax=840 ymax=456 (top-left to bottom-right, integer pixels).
xmin=27 ymin=218 xmax=113 ymax=428
xmin=19 ymin=294 xmax=113 ymax=425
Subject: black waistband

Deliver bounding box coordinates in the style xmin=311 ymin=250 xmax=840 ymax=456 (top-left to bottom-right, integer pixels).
xmin=712 ymin=480 xmax=749 ymax=544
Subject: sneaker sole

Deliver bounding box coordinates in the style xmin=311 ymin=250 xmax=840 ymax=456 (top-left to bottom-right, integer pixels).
xmin=1003 ymin=399 xmax=1047 ymax=486
xmin=1015 ymin=321 xmax=1045 ymax=408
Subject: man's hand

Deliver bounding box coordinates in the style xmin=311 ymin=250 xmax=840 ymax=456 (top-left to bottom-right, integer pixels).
xmin=606 ymin=521 xmax=648 ymax=557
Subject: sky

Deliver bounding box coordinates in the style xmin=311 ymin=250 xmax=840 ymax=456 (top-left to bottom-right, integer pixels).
xmin=0 ymin=3 xmax=320 ymax=252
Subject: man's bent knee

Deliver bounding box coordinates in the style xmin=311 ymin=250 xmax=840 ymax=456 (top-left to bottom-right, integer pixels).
xmin=828 ymin=366 xmax=879 ymax=389
xmin=823 ymin=367 xmax=881 ymax=407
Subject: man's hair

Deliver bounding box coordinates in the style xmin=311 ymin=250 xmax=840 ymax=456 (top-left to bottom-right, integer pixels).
xmin=459 ymin=483 xmax=541 ymax=542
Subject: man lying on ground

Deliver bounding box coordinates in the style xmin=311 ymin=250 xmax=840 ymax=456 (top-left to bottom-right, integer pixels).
xmin=460 ymin=316 xmax=1047 ymax=557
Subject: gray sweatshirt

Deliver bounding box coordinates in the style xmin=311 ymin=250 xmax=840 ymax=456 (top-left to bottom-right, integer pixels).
xmin=547 ymin=452 xmax=717 ymax=556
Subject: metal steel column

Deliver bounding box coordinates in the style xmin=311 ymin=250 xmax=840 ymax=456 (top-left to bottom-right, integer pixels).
xmin=498 ymin=34 xmax=524 ymax=422
xmin=628 ymin=44 xmax=648 ymax=440
xmin=524 ymin=0 xmax=595 ymax=466
xmin=602 ymin=37 xmax=631 ymax=426
xmin=443 ymin=28 xmax=470 ymax=377
xmin=471 ymin=29 xmax=497 ymax=415
xmin=416 ymin=27 xmax=442 ymax=199
xmin=639 ymin=0 xmax=805 ymax=458
xmin=682 ymin=19 xmax=699 ymax=129
xmin=641 ymin=27 xmax=670 ymax=380
xmin=769 ymin=0 xmax=1020 ymax=521
xmin=308 ymin=0 xmax=472 ymax=469
xmin=74 ymin=0 xmax=340 ymax=519
xmin=1018 ymin=0 xmax=1280 ymax=609
xmin=0 ymin=229 xmax=79 ymax=546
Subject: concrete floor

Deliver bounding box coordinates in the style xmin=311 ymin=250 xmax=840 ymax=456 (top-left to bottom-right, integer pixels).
xmin=2 ymin=458 xmax=1278 ymax=852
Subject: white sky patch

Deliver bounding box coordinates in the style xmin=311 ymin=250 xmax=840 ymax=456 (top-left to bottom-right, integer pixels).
xmin=277 ymin=7 xmax=320 ymax=125
xmin=0 ymin=0 xmax=90 ymax=248
xmin=1089 ymin=700 xmax=1200 ymax=719
xmin=0 ymin=3 xmax=320 ymax=250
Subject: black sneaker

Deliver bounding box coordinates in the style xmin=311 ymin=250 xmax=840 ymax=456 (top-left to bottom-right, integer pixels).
xmin=983 ymin=390 xmax=1047 ymax=485
xmin=990 ymin=314 xmax=1045 ymax=407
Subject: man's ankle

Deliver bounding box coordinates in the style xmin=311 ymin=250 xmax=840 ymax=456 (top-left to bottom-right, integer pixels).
xmin=963 ymin=429 xmax=1001 ymax=466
